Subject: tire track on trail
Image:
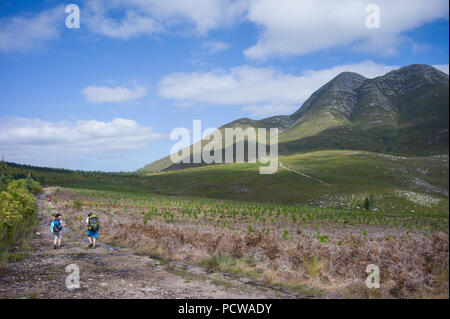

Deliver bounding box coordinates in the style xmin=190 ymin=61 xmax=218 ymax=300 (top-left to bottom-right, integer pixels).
xmin=0 ymin=190 xmax=315 ymax=299
xmin=279 ymin=162 xmax=330 ymax=186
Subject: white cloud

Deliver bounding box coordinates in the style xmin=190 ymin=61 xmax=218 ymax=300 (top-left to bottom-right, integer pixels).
xmin=244 ymin=0 xmax=449 ymax=59
xmin=84 ymin=1 xmax=163 ymax=39
xmin=84 ymin=0 xmax=247 ymax=39
xmin=87 ymin=12 xmax=162 ymax=40
xmin=81 ymin=85 xmax=147 ymax=104
xmin=202 ymin=40 xmax=230 ymax=54
xmin=242 ymin=104 xmax=297 ymax=117
xmin=159 ymin=60 xmax=398 ymax=117
xmin=0 ymin=0 xmax=245 ymax=51
xmin=0 ymin=6 xmax=64 ymax=53
xmin=0 ymin=117 xmax=164 ymax=163
xmin=2 ymin=0 xmax=447 ymax=58
xmin=433 ymin=64 xmax=449 ymax=74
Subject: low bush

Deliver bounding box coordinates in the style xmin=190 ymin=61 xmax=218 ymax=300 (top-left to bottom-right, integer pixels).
xmin=0 ymin=179 xmax=40 ymax=263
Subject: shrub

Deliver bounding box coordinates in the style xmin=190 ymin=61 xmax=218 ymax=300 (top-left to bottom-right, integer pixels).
xmin=4 ymin=180 xmax=37 ymax=219
xmin=202 ymin=253 xmax=233 ymax=272
xmin=0 ymin=160 xmax=11 ymax=192
xmin=364 ymin=197 xmax=371 ymax=210
xmin=315 ymin=230 xmax=328 ymax=243
xmin=72 ymin=199 xmax=83 ymax=210
xmin=25 ymin=174 xmax=43 ymax=195
xmin=0 ymin=178 xmax=39 ymax=263
xmin=305 ymin=256 xmax=320 ymax=277
xmin=363 ymin=194 xmax=375 ymax=211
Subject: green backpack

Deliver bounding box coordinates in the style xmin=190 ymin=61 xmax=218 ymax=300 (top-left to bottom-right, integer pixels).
xmin=88 ymin=214 xmax=99 ymax=231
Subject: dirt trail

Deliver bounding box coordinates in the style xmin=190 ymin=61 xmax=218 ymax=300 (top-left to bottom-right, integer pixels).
xmin=0 ymin=191 xmax=308 ymax=299
xmin=279 ymin=162 xmax=330 ymax=186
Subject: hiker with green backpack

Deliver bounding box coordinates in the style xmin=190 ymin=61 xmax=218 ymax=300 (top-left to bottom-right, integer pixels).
xmin=86 ymin=213 xmax=99 ymax=248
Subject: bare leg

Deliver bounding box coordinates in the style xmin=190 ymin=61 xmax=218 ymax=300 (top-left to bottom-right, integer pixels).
xmin=93 ymin=237 xmax=97 ymax=247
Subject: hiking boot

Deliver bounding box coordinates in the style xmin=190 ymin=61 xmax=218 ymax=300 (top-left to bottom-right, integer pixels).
xmin=88 ymin=243 xmax=93 ymax=248
xmin=54 ymin=245 xmax=57 ymax=249
xmin=92 ymin=246 xmax=96 ymax=249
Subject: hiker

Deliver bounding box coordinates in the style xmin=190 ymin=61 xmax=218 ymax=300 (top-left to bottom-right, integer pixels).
xmin=50 ymin=213 xmax=66 ymax=249
xmin=86 ymin=213 xmax=99 ymax=249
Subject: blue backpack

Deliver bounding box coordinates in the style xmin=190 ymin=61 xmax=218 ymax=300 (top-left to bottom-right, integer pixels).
xmin=53 ymin=219 xmax=62 ymax=233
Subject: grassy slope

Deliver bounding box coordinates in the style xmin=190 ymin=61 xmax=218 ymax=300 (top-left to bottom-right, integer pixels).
xmin=142 ymin=150 xmax=449 ymax=212
xmin=139 ymin=116 xmax=292 ymax=173
xmin=10 ymin=150 xmax=448 ymax=214
xmin=279 ymin=111 xmax=350 ymax=143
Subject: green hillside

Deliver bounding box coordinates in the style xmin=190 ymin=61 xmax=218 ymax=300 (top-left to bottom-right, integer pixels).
xmin=140 ymin=64 xmax=449 ymax=173
xmin=7 ymin=150 xmax=448 ymax=214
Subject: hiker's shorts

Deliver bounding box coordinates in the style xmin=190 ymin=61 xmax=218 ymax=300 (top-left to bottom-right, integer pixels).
xmin=53 ymin=231 xmax=63 ymax=240
xmin=87 ymin=230 xmax=98 ymax=238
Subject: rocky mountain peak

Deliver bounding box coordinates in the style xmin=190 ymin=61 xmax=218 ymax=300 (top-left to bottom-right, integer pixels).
xmin=327 ymin=72 xmax=367 ymax=92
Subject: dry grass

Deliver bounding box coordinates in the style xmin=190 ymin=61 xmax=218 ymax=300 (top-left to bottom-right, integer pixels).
xmin=53 ymin=187 xmax=449 ymax=298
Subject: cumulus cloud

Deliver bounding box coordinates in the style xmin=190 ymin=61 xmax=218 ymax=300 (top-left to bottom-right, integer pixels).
xmin=244 ymin=0 xmax=449 ymax=59
xmin=2 ymin=0 xmax=447 ymax=57
xmin=81 ymin=85 xmax=147 ymax=104
xmin=159 ymin=60 xmax=399 ymax=117
xmin=433 ymin=64 xmax=449 ymax=74
xmin=202 ymin=40 xmax=230 ymax=54
xmin=0 ymin=117 xmax=164 ymax=164
xmin=0 ymin=0 xmax=245 ymax=51
xmin=0 ymin=6 xmax=64 ymax=53
xmin=242 ymin=104 xmax=298 ymax=118
xmin=83 ymin=1 xmax=162 ymax=39
xmin=84 ymin=0 xmax=247 ymax=39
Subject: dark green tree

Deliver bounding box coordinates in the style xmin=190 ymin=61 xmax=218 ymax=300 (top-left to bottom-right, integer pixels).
xmin=25 ymin=172 xmax=34 ymax=193
xmin=363 ymin=196 xmax=372 ymax=211
xmin=0 ymin=159 xmax=11 ymax=191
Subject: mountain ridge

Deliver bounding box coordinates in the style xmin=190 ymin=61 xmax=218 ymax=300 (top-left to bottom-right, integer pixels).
xmin=140 ymin=64 xmax=449 ymax=173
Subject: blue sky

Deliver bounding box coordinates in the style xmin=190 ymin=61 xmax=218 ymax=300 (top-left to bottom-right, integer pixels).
xmin=0 ymin=0 xmax=448 ymax=171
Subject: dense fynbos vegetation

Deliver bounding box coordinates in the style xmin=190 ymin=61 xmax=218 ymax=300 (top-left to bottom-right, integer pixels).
xmin=0 ymin=161 xmax=42 ymax=262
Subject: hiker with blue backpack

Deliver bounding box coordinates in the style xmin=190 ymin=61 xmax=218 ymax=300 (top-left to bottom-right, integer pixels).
xmin=50 ymin=213 xmax=66 ymax=249
xmin=86 ymin=213 xmax=99 ymax=249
